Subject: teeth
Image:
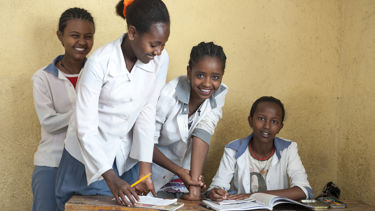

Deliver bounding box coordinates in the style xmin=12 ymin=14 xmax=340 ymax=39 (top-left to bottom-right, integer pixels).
xmin=75 ymin=47 xmax=85 ymax=51
xmin=201 ymin=89 xmax=210 ymax=94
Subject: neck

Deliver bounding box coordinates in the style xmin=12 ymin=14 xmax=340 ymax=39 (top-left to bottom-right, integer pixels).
xmin=121 ymin=35 xmax=137 ymax=71
xmin=60 ymin=55 xmax=83 ymax=74
xmin=188 ymin=92 xmax=204 ymax=117
xmin=250 ymin=138 xmax=275 ymax=158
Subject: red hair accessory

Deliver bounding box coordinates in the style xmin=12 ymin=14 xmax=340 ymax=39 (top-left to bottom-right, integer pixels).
xmin=123 ymin=0 xmax=135 ymax=17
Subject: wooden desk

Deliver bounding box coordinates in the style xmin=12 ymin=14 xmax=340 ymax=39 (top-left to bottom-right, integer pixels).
xmin=65 ymin=195 xmax=373 ymax=211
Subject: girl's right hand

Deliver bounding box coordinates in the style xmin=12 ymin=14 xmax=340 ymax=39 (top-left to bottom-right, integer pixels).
xmin=208 ymin=187 xmax=229 ymax=202
xmin=102 ymin=169 xmax=139 ymax=207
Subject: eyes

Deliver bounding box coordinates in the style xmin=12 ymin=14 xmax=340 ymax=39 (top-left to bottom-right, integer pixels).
xmin=256 ymin=116 xmax=280 ymax=125
xmin=195 ymin=72 xmax=222 ymax=81
xmin=69 ymin=33 xmax=93 ymax=40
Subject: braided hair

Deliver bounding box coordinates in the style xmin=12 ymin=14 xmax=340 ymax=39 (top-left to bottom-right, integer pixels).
xmin=188 ymin=42 xmax=227 ymax=72
xmin=58 ymin=7 xmax=95 ymax=33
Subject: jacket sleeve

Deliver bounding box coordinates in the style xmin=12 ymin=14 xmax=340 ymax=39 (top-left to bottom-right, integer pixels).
xmin=32 ymin=71 xmax=72 ymax=134
xmin=75 ymin=60 xmax=114 ymax=185
xmin=287 ymin=142 xmax=314 ymax=199
xmin=130 ymin=50 xmax=169 ymax=162
xmin=153 ymin=84 xmax=175 ymax=144
xmin=208 ymin=147 xmax=236 ymax=191
xmin=192 ymin=85 xmax=228 ymax=144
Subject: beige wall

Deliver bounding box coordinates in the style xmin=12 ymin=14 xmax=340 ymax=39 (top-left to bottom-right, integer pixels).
xmin=338 ymin=0 xmax=375 ymax=203
xmin=0 ymin=0 xmax=373 ymax=210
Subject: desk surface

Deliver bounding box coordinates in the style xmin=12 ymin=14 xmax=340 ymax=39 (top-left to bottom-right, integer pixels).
xmin=65 ymin=195 xmax=373 ymax=211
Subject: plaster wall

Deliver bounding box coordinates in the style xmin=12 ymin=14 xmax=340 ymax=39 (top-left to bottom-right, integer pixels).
xmin=0 ymin=0 xmax=373 ymax=210
xmin=338 ymin=0 xmax=375 ymax=204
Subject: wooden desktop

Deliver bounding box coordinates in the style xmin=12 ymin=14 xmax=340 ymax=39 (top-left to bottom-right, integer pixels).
xmin=65 ymin=195 xmax=373 ymax=211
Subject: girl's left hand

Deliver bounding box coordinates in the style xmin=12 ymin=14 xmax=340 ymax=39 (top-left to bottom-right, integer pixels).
xmin=227 ymin=193 xmax=251 ymax=200
xmin=134 ymin=175 xmax=157 ymax=196
xmin=178 ymin=168 xmax=205 ymax=190
xmin=181 ymin=185 xmax=201 ymax=201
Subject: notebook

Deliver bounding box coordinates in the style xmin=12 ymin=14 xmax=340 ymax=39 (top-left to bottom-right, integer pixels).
xmin=202 ymin=193 xmax=314 ymax=210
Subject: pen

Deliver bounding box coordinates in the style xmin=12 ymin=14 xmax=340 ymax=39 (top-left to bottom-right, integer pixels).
xmin=131 ymin=173 xmax=151 ymax=188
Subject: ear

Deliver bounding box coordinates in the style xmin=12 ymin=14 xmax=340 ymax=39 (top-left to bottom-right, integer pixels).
xmin=128 ymin=26 xmax=137 ymax=41
xmin=248 ymin=116 xmax=253 ymax=128
xmin=186 ymin=66 xmax=191 ymax=78
xmin=56 ymin=30 xmax=63 ymax=45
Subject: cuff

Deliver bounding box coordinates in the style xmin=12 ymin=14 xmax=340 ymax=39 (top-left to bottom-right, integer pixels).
xmin=192 ymin=128 xmax=211 ymax=144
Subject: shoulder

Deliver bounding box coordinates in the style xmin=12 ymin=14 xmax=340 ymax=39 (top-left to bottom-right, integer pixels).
xmin=160 ymin=76 xmax=185 ymax=97
xmin=89 ymin=38 xmax=120 ymax=63
xmin=225 ymin=135 xmax=251 ymax=159
xmin=274 ymin=137 xmax=299 ymax=158
xmin=274 ymin=137 xmax=297 ymax=150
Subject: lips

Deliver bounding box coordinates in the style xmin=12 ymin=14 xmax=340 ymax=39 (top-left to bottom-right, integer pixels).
xmin=146 ymin=54 xmax=154 ymax=60
xmin=74 ymin=46 xmax=87 ymax=54
xmin=261 ymin=131 xmax=271 ymax=138
xmin=199 ymin=88 xmax=212 ymax=96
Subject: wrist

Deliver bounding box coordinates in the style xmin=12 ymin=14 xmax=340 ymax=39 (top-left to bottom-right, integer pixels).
xmin=139 ymin=162 xmax=152 ymax=176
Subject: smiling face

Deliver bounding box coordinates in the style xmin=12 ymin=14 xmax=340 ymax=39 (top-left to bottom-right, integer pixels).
xmin=249 ymin=102 xmax=284 ymax=144
xmin=128 ymin=22 xmax=170 ymax=63
xmin=187 ymin=56 xmax=224 ymax=103
xmin=57 ymin=19 xmax=95 ymax=61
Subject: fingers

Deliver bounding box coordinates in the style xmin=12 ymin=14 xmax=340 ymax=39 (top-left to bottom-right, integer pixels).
xmin=227 ymin=194 xmax=249 ymax=200
xmin=119 ymin=191 xmax=131 ymax=207
xmin=209 ymin=188 xmax=228 ymax=201
xmin=150 ymin=187 xmax=157 ymax=197
xmin=130 ymin=187 xmax=140 ymax=201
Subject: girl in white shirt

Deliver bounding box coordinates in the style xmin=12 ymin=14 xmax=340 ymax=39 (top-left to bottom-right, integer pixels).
xmin=152 ymin=42 xmax=228 ymax=200
xmin=55 ymin=0 xmax=170 ymax=209
xmin=31 ymin=7 xmax=95 ymax=211
xmin=208 ymin=96 xmax=313 ymax=201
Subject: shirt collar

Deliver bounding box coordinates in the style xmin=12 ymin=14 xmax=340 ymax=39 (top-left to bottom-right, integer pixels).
xmin=225 ymin=133 xmax=291 ymax=160
xmin=44 ymin=55 xmax=87 ymax=77
xmin=175 ymin=76 xmax=227 ymax=110
xmin=44 ymin=55 xmax=64 ymax=77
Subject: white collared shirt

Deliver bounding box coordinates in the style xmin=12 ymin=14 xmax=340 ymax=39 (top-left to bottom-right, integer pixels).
xmin=209 ymin=135 xmax=313 ymax=199
xmin=64 ymin=34 xmax=169 ymax=185
xmin=152 ymin=76 xmax=228 ymax=191
xmin=32 ymin=55 xmax=77 ymax=167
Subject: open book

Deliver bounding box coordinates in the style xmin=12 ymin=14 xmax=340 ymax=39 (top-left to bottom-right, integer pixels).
xmin=113 ymin=195 xmax=184 ymax=211
xmin=135 ymin=196 xmax=184 ymax=211
xmin=202 ymin=193 xmax=313 ymax=210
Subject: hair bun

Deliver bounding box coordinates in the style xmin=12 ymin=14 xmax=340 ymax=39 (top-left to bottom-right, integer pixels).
xmin=123 ymin=0 xmax=135 ymax=17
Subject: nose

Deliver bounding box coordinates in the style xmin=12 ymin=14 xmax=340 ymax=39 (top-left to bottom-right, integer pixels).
xmin=78 ymin=37 xmax=86 ymax=45
xmin=153 ymin=46 xmax=163 ymax=56
xmin=203 ymin=76 xmax=211 ymax=87
xmin=264 ymin=120 xmax=271 ymax=129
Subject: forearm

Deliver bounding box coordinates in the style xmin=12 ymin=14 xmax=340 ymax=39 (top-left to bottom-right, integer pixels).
xmin=190 ymin=137 xmax=209 ymax=181
xmin=261 ymin=186 xmax=306 ymax=200
xmin=153 ymin=146 xmax=184 ymax=175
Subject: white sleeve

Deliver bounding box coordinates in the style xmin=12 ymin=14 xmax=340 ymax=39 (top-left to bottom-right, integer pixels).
xmin=193 ymin=85 xmax=228 ymax=144
xmin=287 ymin=142 xmax=313 ymax=199
xmin=32 ymin=71 xmax=72 ymax=134
xmin=75 ymin=61 xmax=113 ymax=184
xmin=130 ymin=51 xmax=169 ymax=162
xmin=153 ymin=86 xmax=175 ymax=144
xmin=208 ymin=147 xmax=236 ymax=191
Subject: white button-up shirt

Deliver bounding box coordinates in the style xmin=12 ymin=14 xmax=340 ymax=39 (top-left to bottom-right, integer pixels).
xmin=152 ymin=76 xmax=228 ymax=191
xmin=209 ymin=134 xmax=313 ymax=199
xmin=65 ymin=34 xmax=169 ymax=185
xmin=32 ymin=55 xmax=77 ymax=167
